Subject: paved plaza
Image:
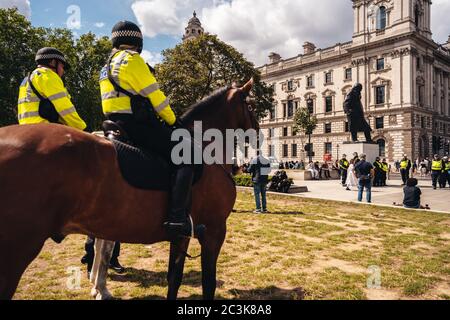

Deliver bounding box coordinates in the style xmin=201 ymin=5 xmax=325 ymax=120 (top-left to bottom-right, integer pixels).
xmin=291 ymin=174 xmax=450 ymax=213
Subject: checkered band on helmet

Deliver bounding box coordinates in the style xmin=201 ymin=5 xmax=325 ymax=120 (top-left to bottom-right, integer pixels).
xmin=35 ymin=47 xmax=67 ymax=65
xmin=111 ymin=21 xmax=143 ymax=49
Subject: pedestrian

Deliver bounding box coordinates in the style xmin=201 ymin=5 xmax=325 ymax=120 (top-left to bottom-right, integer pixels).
xmin=345 ymin=159 xmax=358 ymax=191
xmin=403 ymin=178 xmax=422 ymax=209
xmin=353 ymin=152 xmax=360 ymax=164
xmin=354 ymin=153 xmax=374 ymax=203
xmin=339 ymin=154 xmax=350 ymax=187
xmin=431 ymin=154 xmax=443 ymax=190
xmin=400 ymin=155 xmax=412 ymax=185
xmin=395 ymin=160 xmax=401 ymax=173
xmin=248 ymin=154 xmax=271 ymax=213
xmin=321 ymin=162 xmax=331 ymax=179
xmin=306 ymin=161 xmax=319 ymax=180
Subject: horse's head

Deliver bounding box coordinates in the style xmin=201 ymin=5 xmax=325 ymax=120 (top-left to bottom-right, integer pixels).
xmin=228 ymin=78 xmax=260 ymax=132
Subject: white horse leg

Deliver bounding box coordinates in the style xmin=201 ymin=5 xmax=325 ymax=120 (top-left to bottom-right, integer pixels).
xmin=90 ymin=239 xmax=115 ymax=300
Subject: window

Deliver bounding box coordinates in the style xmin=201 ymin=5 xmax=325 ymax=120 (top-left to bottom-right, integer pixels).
xmin=292 ymin=144 xmax=298 ymax=157
xmin=416 ymin=57 xmax=421 ymax=69
xmin=325 ymin=143 xmax=332 ymax=155
xmin=269 ymin=145 xmax=275 ymax=157
xmin=307 ymin=76 xmax=314 ymax=88
xmin=283 ymin=103 xmax=287 ymax=118
xmin=376 ymin=117 xmax=384 ymax=129
xmin=283 ymin=144 xmax=289 ymax=158
xmin=421 ymin=117 xmax=426 ymax=129
xmin=270 ymin=107 xmax=276 ymax=120
xmin=245 ymin=146 xmax=249 ymax=158
xmin=269 ymin=128 xmax=274 ymax=138
xmin=287 ymin=80 xmax=294 ymax=91
xmin=376 ymin=86 xmax=386 ymax=104
xmin=345 ymin=121 xmax=349 ymax=132
xmin=283 ymin=127 xmax=288 ymax=137
xmin=325 ymin=96 xmax=333 ymax=113
xmin=376 ymin=58 xmax=385 ymax=71
xmin=325 ymin=123 xmax=332 ymax=134
xmin=307 ymin=99 xmax=314 ymax=114
xmin=325 ymin=72 xmax=332 ymax=84
xmin=377 ymin=6 xmax=387 ymax=30
xmin=415 ymin=4 xmax=420 ymax=28
xmin=287 ymin=100 xmax=294 ymax=118
xmin=345 ymin=68 xmax=352 ymax=81
xmin=377 ymin=139 xmax=386 ymax=157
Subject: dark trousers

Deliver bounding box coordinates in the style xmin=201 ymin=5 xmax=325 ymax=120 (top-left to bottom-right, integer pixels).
xmin=341 ymin=169 xmax=348 ymax=185
xmin=400 ymin=169 xmax=409 ymax=184
xmin=431 ymin=171 xmax=441 ymax=188
xmin=84 ymin=237 xmax=120 ymax=264
xmin=373 ymin=170 xmax=382 ymax=186
xmin=381 ymin=172 xmax=387 ymax=186
xmin=439 ymin=172 xmax=449 ymax=188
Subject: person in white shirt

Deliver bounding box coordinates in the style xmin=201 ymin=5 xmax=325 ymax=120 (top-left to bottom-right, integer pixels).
xmin=346 ymin=159 xmax=358 ymax=191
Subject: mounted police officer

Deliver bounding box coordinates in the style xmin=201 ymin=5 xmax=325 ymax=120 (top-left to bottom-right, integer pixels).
xmin=17 ymin=47 xmax=87 ymax=130
xmin=99 ymin=21 xmax=205 ymax=239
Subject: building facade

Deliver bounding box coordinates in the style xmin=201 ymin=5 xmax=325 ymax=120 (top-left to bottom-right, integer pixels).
xmin=183 ymin=11 xmax=205 ymax=42
xmin=256 ymin=0 xmax=450 ymax=164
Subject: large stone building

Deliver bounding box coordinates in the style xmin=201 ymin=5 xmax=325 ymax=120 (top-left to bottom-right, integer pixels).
xmin=257 ymin=0 xmax=450 ymax=163
xmin=183 ymin=11 xmax=205 ymax=42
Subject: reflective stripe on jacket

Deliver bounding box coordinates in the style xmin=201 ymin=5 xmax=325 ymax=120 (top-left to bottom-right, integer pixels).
xmin=17 ymin=67 xmax=86 ymax=130
xmin=99 ymin=50 xmax=176 ymax=126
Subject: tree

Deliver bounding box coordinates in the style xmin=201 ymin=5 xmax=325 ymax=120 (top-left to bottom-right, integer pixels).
xmin=293 ymin=107 xmax=318 ymax=136
xmin=293 ymin=107 xmax=318 ymax=161
xmin=155 ymin=34 xmax=274 ymax=120
xmin=0 ymin=8 xmax=42 ymax=126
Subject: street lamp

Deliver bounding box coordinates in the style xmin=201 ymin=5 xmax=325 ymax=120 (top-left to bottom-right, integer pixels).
xmin=307 ymin=98 xmax=314 ymax=163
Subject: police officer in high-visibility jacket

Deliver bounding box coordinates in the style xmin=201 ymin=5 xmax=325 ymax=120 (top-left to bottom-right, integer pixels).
xmin=381 ymin=159 xmax=389 ymax=186
xmin=431 ymin=154 xmax=443 ymax=190
xmin=439 ymin=156 xmax=449 ymax=188
xmin=339 ymin=155 xmax=350 ymax=186
xmin=399 ymin=155 xmax=411 ymax=185
xmin=17 ymin=47 xmax=86 ymax=130
xmin=99 ymin=21 xmax=205 ymax=239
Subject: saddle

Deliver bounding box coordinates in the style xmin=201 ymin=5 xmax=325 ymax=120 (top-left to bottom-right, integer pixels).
xmin=102 ymin=121 xmax=202 ymax=191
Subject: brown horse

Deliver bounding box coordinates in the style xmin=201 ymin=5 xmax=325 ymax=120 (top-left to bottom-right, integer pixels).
xmin=0 ymin=79 xmax=258 ymax=300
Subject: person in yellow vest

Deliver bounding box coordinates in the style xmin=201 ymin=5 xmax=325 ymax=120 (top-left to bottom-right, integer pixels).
xmin=339 ymin=154 xmax=350 ymax=187
xmin=400 ymin=155 xmax=411 ymax=186
xmin=99 ymin=21 xmax=205 ymax=240
xmin=17 ymin=47 xmax=87 ymax=130
xmin=431 ymin=154 xmax=443 ymax=190
xmin=439 ymin=156 xmax=449 ymax=188
xmin=381 ymin=158 xmax=389 ymax=186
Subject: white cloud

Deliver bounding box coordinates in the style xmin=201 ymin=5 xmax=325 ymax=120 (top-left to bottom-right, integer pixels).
xmin=95 ymin=22 xmax=106 ymax=28
xmin=141 ymin=49 xmax=163 ymax=66
xmin=432 ymin=0 xmax=450 ymax=45
xmin=0 ymin=0 xmax=31 ymax=19
xmin=132 ymin=0 xmax=450 ymax=65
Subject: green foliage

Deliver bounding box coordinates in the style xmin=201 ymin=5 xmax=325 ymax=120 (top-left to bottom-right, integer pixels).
xmin=293 ymin=107 xmax=318 ymax=136
xmin=155 ymin=34 xmax=274 ymax=119
xmin=234 ymin=174 xmax=254 ymax=187
xmin=0 ymin=8 xmax=112 ymax=129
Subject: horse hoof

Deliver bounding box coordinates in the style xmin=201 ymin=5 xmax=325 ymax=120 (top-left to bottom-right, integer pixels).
xmin=96 ymin=291 xmax=114 ymax=301
xmin=91 ymin=288 xmax=99 ymax=299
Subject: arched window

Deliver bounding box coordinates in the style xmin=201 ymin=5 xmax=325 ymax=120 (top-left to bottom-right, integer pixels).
xmin=377 ymin=139 xmax=386 ymax=157
xmin=377 ymin=6 xmax=387 ymax=30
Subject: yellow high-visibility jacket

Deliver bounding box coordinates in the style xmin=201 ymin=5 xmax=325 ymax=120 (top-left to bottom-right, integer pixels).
xmin=17 ymin=67 xmax=87 ymax=130
xmin=432 ymin=160 xmax=443 ymax=171
xmin=99 ymin=50 xmax=176 ymax=126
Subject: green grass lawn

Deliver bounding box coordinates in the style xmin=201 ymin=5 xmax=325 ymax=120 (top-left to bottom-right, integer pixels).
xmin=14 ymin=190 xmax=450 ymax=300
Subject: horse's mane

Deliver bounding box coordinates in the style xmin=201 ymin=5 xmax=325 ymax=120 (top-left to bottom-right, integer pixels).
xmin=181 ymin=86 xmax=231 ymax=124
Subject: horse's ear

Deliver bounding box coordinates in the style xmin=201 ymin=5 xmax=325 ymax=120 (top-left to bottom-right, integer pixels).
xmin=242 ymin=78 xmax=254 ymax=94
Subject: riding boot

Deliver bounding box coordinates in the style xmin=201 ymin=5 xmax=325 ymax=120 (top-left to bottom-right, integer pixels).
xmin=164 ymin=166 xmax=206 ymax=239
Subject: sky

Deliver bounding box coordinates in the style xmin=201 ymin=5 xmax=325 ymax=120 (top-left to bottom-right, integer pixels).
xmin=1 ymin=0 xmax=449 ymax=66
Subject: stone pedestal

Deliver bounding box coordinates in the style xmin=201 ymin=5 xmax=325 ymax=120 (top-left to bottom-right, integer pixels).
xmin=341 ymin=142 xmax=380 ymax=164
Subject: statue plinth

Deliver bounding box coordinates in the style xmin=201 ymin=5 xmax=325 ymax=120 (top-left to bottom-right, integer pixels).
xmin=341 ymin=142 xmax=380 ymax=164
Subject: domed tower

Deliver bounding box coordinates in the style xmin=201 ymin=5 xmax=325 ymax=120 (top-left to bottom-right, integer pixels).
xmin=183 ymin=11 xmax=204 ymax=42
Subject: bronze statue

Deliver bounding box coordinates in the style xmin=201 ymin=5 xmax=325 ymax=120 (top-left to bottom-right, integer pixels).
xmin=344 ymin=83 xmax=373 ymax=143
